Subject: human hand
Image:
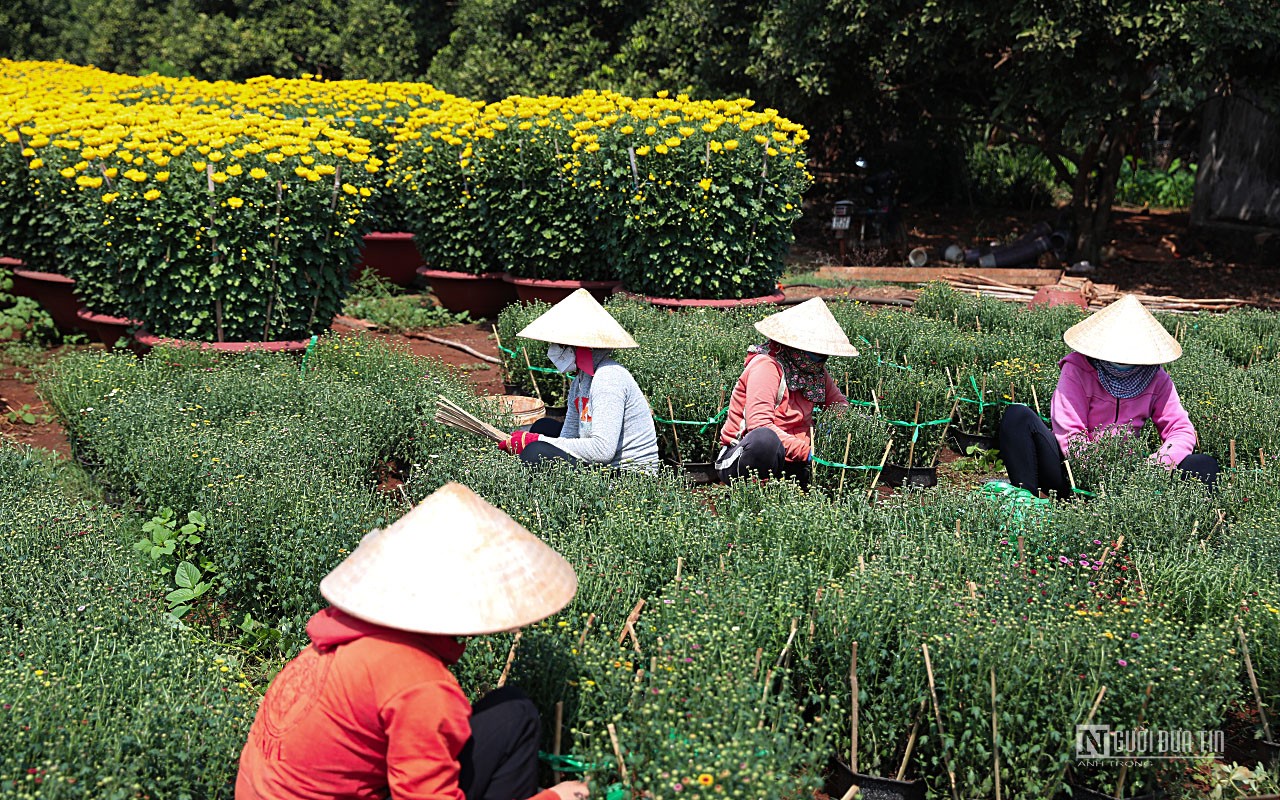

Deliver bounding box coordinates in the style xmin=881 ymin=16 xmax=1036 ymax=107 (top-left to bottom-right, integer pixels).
xmin=549 ymin=780 xmax=591 ymax=799
xmin=498 ymin=430 xmax=540 ymax=455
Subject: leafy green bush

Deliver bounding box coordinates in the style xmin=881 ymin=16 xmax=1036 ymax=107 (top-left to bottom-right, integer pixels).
xmin=344 ymin=269 xmax=471 ymax=332
xmin=963 ymin=141 xmax=1057 ymax=209
xmin=1115 ymin=158 xmax=1197 ymax=209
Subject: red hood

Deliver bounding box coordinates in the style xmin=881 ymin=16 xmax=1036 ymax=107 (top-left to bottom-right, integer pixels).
xmin=306 ymin=607 xmax=466 ymax=665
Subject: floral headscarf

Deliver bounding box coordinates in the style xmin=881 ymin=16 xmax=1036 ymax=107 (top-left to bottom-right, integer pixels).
xmin=749 ymin=341 xmax=827 ymax=403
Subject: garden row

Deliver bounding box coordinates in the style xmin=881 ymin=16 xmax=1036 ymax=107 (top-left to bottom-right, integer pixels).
xmin=5 ymin=300 xmax=1277 ymax=797
xmin=497 ymin=284 xmax=1280 ymax=490
xmin=0 ymin=58 xmax=808 ymax=346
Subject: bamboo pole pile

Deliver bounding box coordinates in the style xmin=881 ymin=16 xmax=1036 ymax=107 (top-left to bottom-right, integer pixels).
xmin=941 ymin=272 xmax=1251 ymax=312
xmin=434 ymin=396 xmax=507 ymax=442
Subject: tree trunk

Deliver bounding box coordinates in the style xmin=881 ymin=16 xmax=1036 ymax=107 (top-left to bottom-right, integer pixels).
xmin=1069 ymin=130 xmax=1128 ymax=265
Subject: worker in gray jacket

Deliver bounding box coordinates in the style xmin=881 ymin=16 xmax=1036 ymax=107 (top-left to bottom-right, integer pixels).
xmin=498 ymin=290 xmax=660 ymax=474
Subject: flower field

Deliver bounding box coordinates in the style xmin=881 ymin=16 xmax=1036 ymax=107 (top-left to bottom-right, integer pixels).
xmin=3 ymin=289 xmax=1279 ymax=798
xmin=0 ymin=59 xmax=810 ymax=344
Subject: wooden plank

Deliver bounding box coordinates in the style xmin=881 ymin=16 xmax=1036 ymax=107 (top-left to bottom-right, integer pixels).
xmin=813 ymin=266 xmax=1063 ymax=287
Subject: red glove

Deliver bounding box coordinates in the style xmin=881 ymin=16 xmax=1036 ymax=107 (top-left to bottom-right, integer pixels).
xmin=498 ymin=430 xmax=541 ymax=455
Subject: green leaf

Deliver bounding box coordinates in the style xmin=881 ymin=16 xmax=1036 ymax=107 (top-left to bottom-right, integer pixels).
xmin=174 ymin=560 xmax=201 ymax=590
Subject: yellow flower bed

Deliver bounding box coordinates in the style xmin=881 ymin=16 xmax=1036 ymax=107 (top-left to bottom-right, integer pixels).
xmin=1 ymin=60 xmax=813 ymax=340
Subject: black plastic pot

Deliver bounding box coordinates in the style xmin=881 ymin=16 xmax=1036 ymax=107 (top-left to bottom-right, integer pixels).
xmin=949 ymin=427 xmax=998 ymax=455
xmin=664 ymin=460 xmax=717 ymax=485
xmin=825 ymin=759 xmax=925 ymax=800
xmin=1261 ymin=739 xmax=1280 ymax=770
xmin=880 ymin=464 xmax=938 ymax=488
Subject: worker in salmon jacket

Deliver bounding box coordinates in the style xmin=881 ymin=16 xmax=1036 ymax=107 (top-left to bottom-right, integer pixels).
xmin=499 ymin=289 xmax=660 ymax=473
xmin=237 ymin=482 xmax=589 ymax=800
xmin=715 ymin=297 xmax=858 ymax=488
xmin=998 ymin=294 xmax=1219 ymax=497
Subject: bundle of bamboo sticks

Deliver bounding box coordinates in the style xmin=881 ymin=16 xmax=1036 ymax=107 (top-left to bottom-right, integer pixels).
xmin=942 ymin=272 xmax=1251 ymax=312
xmin=434 ymin=396 xmax=506 ymax=442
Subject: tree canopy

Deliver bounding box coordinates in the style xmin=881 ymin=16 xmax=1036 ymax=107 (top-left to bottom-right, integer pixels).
xmin=3 ymin=0 xmax=1278 ymax=257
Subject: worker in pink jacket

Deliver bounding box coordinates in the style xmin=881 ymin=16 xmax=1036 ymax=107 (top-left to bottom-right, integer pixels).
xmin=715 ymin=298 xmax=858 ymax=489
xmin=998 ymin=295 xmax=1218 ymax=497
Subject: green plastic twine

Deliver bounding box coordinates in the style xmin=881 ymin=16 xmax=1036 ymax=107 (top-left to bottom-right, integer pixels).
xmin=651 ymin=405 xmax=729 ymax=434
xmin=299 ymin=335 xmax=319 ymax=377
xmin=498 ymin=344 xmax=562 ymax=375
xmin=811 ymin=456 xmax=882 ymax=471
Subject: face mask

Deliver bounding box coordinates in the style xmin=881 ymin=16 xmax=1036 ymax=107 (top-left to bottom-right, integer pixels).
xmin=802 ymin=351 xmax=829 ymax=365
xmin=1101 ymin=360 xmax=1138 ymax=373
xmin=547 ymin=343 xmax=576 ymax=374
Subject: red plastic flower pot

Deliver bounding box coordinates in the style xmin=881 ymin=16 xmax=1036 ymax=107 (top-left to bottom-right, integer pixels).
xmin=75 ymin=309 xmax=143 ymax=346
xmin=8 ymin=267 xmax=88 ymax=334
xmin=132 ymin=331 xmax=314 ymax=356
xmin=352 ymin=232 xmax=425 ymax=287
xmin=418 ymin=268 xmax=517 ymax=318
xmin=637 ymin=290 xmax=786 ymax=309
xmin=503 ymin=275 xmax=621 ymax=305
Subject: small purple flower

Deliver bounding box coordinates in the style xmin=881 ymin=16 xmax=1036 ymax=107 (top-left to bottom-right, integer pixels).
xmin=1117 ymin=659 xmax=1128 ymax=667
xmin=1130 ymin=632 xmax=1139 ymax=639
xmin=1093 ymin=539 xmax=1102 ymax=545
xmin=673 ymin=783 xmax=684 ymax=792
xmin=1059 ymin=556 xmax=1070 ymax=564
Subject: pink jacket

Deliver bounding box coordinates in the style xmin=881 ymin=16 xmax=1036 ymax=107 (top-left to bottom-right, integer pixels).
xmin=718 ymin=352 xmax=848 ymax=462
xmin=1050 ymin=352 xmax=1197 ymax=467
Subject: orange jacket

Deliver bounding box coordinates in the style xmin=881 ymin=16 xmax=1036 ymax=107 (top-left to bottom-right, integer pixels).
xmin=718 ymin=352 xmax=848 ymax=461
xmin=236 ymin=608 xmax=556 ymax=800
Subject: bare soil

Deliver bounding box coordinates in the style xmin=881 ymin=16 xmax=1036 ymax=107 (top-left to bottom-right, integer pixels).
xmin=7 ymin=203 xmax=1277 ymax=461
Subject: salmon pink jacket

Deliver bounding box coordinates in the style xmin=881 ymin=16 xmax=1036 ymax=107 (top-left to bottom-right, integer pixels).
xmin=718 ymin=352 xmax=849 ymax=462
xmin=1051 ymin=352 xmax=1197 ymax=467
xmin=236 ymin=607 xmax=557 ymax=800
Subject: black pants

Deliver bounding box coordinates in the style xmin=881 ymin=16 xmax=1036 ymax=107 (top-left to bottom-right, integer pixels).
xmin=458 ymin=686 xmax=543 ymax=800
xmin=714 ymin=427 xmax=812 ymax=489
xmin=519 ymin=418 xmax=579 ymax=468
xmin=998 ymin=403 xmax=1221 ymax=495
xmin=997 ymin=404 xmax=1073 ymax=498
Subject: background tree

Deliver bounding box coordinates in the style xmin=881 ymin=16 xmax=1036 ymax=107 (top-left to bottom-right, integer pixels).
xmin=748 ymin=0 xmax=1280 ymax=260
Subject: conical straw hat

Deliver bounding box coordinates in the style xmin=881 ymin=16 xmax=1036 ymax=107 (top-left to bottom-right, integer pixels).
xmin=516 ymin=289 xmax=638 ymax=349
xmin=1063 ymin=294 xmax=1182 ymax=364
xmin=753 ymin=297 xmax=858 ymax=357
xmin=320 ymin=483 xmax=578 ymax=636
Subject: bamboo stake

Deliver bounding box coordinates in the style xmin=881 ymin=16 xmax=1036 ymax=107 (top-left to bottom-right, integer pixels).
xmin=1063 ymin=459 xmax=1079 ymax=494
xmin=606 ymin=723 xmax=628 ymax=785
xmin=922 ymin=643 xmax=960 ymax=800
xmin=775 ymin=618 xmax=799 ymax=668
xmin=871 ymin=388 xmax=880 ymax=417
xmin=906 ymin=401 xmax=921 ymax=472
xmin=866 ymin=439 xmax=894 ymax=502
xmin=858 ymin=554 xmax=866 ymax=572
xmin=492 ymin=326 xmax=507 ymax=383
xmin=618 ymin=599 xmax=646 ymax=646
xmin=521 ymin=347 xmax=544 ymax=403
xmin=931 ymin=399 xmax=962 ymax=468
xmin=1009 ymin=381 xmax=1016 ymax=405
xmin=497 ymin=630 xmax=522 ymax=687
xmin=1051 ymin=685 xmax=1107 ymax=793
xmin=752 ymin=647 xmax=764 ymax=679
xmin=675 ymin=556 xmax=683 ymax=583
xmin=666 ymin=397 xmax=683 ymax=466
xmin=976 ymin=374 xmax=988 ymax=434
xmin=1114 ymin=684 xmax=1153 ymax=799
xmin=1230 ymin=439 xmax=1236 ymax=470
xmin=553 ymin=701 xmax=564 ymax=783
xmin=1238 ymin=621 xmax=1274 ymax=742
xmin=1031 ymin=385 xmax=1042 ymax=418
xmin=991 ymin=667 xmax=1002 ymax=800
xmin=838 ymin=432 xmax=853 ymax=500
xmin=577 ymin=613 xmax=595 ymax=647
xmin=850 ymin=641 xmax=859 ymax=774
xmin=896 ymin=698 xmax=928 ymax=781
xmin=1262 ymin=448 xmax=1268 ymax=468
xmin=838 ymin=783 xmax=860 ymax=800
xmin=1017 ymin=535 xmax=1026 ymax=565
